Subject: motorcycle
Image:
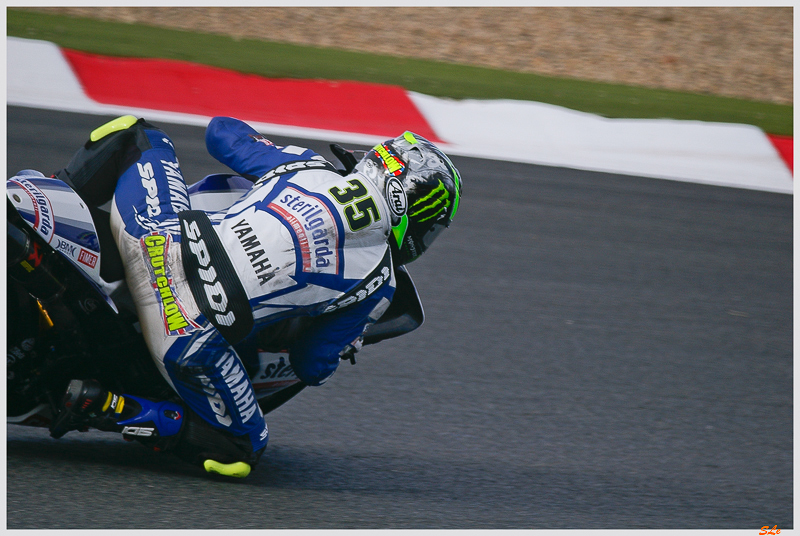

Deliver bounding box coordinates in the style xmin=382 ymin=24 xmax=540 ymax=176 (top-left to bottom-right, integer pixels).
xmin=7 ymin=120 xmax=424 ymax=474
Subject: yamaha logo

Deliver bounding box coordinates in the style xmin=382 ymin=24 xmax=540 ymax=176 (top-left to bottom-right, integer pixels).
xmin=386 ymin=177 xmax=407 ymax=217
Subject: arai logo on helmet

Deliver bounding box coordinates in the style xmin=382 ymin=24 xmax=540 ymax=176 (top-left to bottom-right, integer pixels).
xmin=385 ymin=177 xmax=407 ymax=217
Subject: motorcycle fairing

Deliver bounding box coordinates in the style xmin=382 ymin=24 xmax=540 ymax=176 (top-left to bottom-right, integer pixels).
xmin=7 ymin=173 xmax=120 ymax=312
xmin=8 ymin=174 xmax=98 ymax=249
xmin=250 ymin=351 xmax=301 ymax=398
xmin=187 ymin=173 xmax=253 ymax=212
xmin=362 ymin=264 xmax=424 ymax=345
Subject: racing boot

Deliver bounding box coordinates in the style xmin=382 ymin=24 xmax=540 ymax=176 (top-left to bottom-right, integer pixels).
xmin=49 ymin=379 xmax=186 ymax=453
xmin=49 ymin=379 xmax=136 ymax=438
xmin=49 ymin=380 xmax=253 ymax=477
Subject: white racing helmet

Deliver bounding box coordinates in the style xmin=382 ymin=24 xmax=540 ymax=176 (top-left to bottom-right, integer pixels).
xmin=354 ymin=132 xmax=462 ymax=265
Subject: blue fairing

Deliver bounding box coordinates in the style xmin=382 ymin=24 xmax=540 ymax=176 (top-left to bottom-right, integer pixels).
xmin=187 ymin=174 xmax=253 ymax=213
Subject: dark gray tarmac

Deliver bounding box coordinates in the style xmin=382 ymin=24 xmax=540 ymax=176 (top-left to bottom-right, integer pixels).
xmin=6 ymin=106 xmax=793 ymax=529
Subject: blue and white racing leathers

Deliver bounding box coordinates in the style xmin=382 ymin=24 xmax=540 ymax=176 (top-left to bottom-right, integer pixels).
xmin=109 ymin=117 xmax=396 ymax=456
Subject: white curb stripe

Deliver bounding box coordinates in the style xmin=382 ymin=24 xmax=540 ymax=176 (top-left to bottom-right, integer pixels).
xmin=7 ymin=37 xmax=98 ymax=112
xmin=410 ymin=92 xmax=793 ymax=194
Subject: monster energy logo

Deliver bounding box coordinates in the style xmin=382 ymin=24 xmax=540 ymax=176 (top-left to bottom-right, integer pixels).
xmin=409 ymin=181 xmax=450 ymax=223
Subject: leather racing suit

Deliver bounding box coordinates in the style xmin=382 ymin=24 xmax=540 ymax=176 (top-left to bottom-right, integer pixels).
xmin=109 ymin=116 xmax=396 ymax=459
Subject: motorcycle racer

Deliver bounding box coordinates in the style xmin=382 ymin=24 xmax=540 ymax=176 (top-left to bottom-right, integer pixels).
xmin=49 ymin=116 xmax=462 ymax=476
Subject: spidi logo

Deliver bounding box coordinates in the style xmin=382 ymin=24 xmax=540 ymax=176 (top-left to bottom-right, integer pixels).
xmin=323 ymin=252 xmax=392 ymax=313
xmin=138 ymin=162 xmax=161 ymax=218
xmin=179 ymin=210 xmax=254 ymax=344
xmin=182 ymin=218 xmax=236 ymax=328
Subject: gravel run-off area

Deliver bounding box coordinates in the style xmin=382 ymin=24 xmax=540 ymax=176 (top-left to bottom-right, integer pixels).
xmin=21 ymin=7 xmax=793 ymax=105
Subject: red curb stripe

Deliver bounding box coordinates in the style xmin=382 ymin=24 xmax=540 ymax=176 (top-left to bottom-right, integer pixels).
xmin=767 ymin=134 xmax=793 ymax=174
xmin=62 ymin=49 xmax=442 ymax=143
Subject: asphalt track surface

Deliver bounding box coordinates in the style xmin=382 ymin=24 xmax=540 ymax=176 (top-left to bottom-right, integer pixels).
xmin=6 ymin=106 xmax=793 ymax=529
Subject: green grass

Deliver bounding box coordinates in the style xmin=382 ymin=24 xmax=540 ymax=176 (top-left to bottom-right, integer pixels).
xmin=8 ymin=8 xmax=793 ymax=135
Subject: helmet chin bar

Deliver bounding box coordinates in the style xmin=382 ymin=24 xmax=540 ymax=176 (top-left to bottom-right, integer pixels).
xmin=392 ymin=214 xmax=409 ymax=249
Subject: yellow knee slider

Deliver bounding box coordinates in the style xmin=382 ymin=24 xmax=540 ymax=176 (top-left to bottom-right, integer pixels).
xmin=203 ymin=459 xmax=251 ymax=478
xmin=90 ymin=114 xmax=139 ymax=142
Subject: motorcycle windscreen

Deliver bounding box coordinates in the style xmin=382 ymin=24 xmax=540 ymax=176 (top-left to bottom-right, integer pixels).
xmin=362 ymin=265 xmax=424 ymax=346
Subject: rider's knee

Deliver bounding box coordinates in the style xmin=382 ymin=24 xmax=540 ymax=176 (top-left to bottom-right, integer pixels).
xmin=289 ymin=354 xmax=338 ymax=387
xmin=55 ymin=116 xmax=167 ymax=207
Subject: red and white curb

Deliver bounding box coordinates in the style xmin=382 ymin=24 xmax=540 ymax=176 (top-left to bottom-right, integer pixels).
xmin=7 ymin=37 xmax=793 ymax=194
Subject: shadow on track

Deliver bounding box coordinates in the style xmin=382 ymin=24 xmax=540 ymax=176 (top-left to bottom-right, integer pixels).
xmin=7 ymin=425 xmax=780 ymax=529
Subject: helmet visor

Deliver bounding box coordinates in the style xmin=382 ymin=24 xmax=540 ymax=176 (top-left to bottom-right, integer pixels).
xmin=420 ymin=220 xmax=448 ymax=250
